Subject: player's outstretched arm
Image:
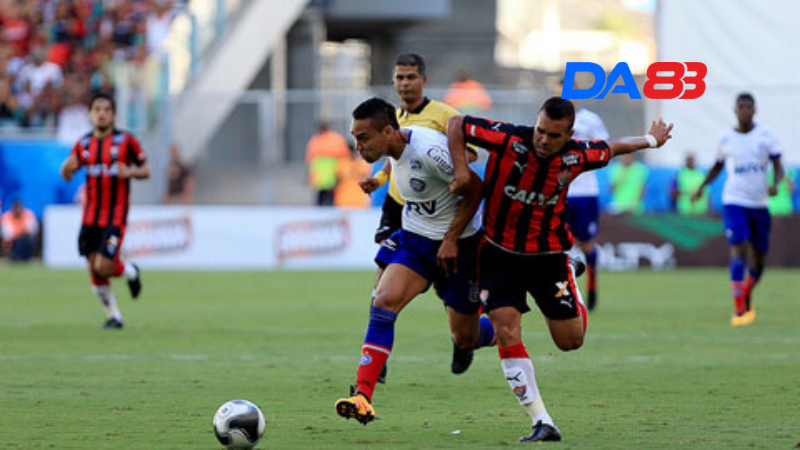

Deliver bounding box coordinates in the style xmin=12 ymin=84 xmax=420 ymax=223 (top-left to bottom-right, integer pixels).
xmin=446 ymin=115 xmax=471 ymax=195
xmin=60 ymin=154 xmax=79 ymax=181
xmin=437 ymin=169 xmax=482 ymax=276
xmin=691 ymin=161 xmax=724 ymax=203
xmin=609 ymin=118 xmax=673 ymax=158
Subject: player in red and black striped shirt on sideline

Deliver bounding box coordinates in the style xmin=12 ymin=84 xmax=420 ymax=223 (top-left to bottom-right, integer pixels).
xmin=447 ymin=97 xmax=673 ymax=442
xmin=60 ymin=92 xmax=150 ymax=329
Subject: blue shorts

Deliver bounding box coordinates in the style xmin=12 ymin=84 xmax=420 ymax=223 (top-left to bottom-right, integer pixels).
xmin=565 ymin=196 xmax=599 ymax=242
xmin=375 ymin=229 xmax=481 ymax=314
xmin=722 ymin=205 xmax=771 ymax=253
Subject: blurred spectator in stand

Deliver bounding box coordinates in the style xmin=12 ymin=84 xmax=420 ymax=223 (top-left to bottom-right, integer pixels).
xmin=443 ymin=69 xmax=492 ymax=114
xmin=671 ymin=153 xmax=708 ymax=215
xmin=1 ymin=1 xmax=32 ymax=58
xmin=146 ymin=0 xmax=174 ymax=55
xmin=305 ymin=122 xmax=350 ymax=206
xmin=48 ymin=0 xmax=86 ymax=67
xmin=162 ymin=143 xmax=195 ymax=204
xmin=0 ymin=75 xmax=20 ymax=127
xmin=1 ymin=199 xmax=38 ymax=262
xmin=768 ymin=166 xmax=796 ymax=216
xmin=0 ymin=41 xmax=25 ymax=81
xmin=610 ymin=153 xmax=649 ymax=214
xmin=16 ymin=45 xmax=63 ymax=97
xmin=335 ymin=146 xmax=372 ymax=209
xmin=56 ymin=78 xmax=90 ymax=144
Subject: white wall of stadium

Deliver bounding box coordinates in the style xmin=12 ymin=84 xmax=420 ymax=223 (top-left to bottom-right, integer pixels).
xmin=44 ymin=206 xmax=382 ymax=270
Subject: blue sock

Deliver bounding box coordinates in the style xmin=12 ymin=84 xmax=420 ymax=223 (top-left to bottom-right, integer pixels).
xmin=730 ymin=257 xmax=745 ymax=283
xmin=364 ymin=306 xmax=397 ymax=349
xmin=476 ymin=316 xmax=495 ymax=348
xmin=586 ymin=247 xmax=598 ymax=266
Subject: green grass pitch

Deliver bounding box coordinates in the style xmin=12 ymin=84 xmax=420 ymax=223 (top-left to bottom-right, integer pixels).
xmin=1 ymin=267 xmax=798 ymax=449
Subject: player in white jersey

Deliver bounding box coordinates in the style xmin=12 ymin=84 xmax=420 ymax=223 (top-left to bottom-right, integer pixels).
xmin=335 ymin=97 xmax=495 ymax=425
xmin=562 ymin=82 xmax=610 ymax=311
xmin=692 ymin=93 xmax=784 ymax=326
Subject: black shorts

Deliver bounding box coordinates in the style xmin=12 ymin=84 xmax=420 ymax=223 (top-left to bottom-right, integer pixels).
xmin=78 ymin=225 xmax=124 ymax=260
xmin=374 ymin=195 xmax=403 ymax=243
xmin=476 ymin=239 xmax=582 ymax=320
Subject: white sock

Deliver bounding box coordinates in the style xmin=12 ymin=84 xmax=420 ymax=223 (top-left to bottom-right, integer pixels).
xmin=123 ymin=263 xmax=138 ymax=280
xmin=92 ymin=285 xmax=122 ymax=321
xmin=501 ymin=357 xmax=554 ymax=426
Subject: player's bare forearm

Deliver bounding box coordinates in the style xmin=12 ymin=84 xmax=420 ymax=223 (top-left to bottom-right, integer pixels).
xmin=443 ymin=170 xmax=482 ymax=243
xmin=60 ymin=155 xmax=79 ymax=181
xmin=772 ymin=159 xmax=784 ymax=188
xmin=131 ymin=164 xmax=151 ymax=179
xmin=610 ymin=118 xmax=673 ymax=158
xmin=446 ymin=115 xmax=471 ymax=193
xmin=609 ymin=136 xmax=651 ymax=157
xmin=692 ymin=161 xmax=723 ymax=201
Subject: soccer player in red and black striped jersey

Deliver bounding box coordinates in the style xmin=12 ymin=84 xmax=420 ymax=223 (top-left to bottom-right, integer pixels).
xmin=60 ymin=92 xmax=150 ymax=329
xmin=447 ymin=97 xmax=673 ymax=442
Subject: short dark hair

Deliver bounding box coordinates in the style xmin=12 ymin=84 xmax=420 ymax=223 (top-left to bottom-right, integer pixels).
xmin=352 ymin=97 xmax=399 ymax=131
xmin=394 ymin=53 xmax=426 ymax=76
xmin=89 ymin=91 xmax=116 ymax=112
xmin=540 ymin=96 xmax=575 ymax=129
xmin=736 ymin=92 xmax=755 ymax=105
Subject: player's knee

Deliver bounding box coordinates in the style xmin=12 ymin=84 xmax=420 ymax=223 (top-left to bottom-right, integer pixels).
xmin=372 ymin=292 xmax=402 ymax=313
xmin=93 ymin=259 xmax=113 ymax=277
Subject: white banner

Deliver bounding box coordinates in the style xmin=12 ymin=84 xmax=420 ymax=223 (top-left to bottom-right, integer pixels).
xmin=44 ymin=206 xmax=383 ymax=270
xmin=652 ymin=0 xmax=800 ymax=166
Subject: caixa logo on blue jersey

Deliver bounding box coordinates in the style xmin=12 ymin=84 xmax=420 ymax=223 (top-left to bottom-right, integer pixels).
xmin=406 ymin=200 xmax=437 ymax=215
xmin=734 ymin=162 xmax=766 ymax=174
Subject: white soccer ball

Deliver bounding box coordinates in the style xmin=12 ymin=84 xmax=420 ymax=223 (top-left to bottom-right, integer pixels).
xmin=212 ymin=399 xmax=265 ymax=449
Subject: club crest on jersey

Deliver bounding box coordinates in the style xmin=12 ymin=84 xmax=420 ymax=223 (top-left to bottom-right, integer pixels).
xmin=512 ymin=141 xmax=529 ymax=155
xmin=561 ymin=153 xmax=580 ymax=166
xmin=410 ymin=178 xmax=426 ymax=192
xmin=410 ymin=159 xmax=423 ymax=170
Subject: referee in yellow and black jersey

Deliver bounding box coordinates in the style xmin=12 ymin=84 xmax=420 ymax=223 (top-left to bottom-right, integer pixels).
xmin=362 ymin=53 xmax=478 ymax=243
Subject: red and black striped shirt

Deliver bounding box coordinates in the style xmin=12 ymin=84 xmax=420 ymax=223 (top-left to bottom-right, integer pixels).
xmin=71 ymin=129 xmax=147 ymax=228
xmin=464 ymin=115 xmax=610 ymax=254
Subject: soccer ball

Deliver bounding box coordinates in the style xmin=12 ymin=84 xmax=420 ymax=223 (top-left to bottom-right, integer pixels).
xmin=212 ymin=400 xmax=265 ymax=449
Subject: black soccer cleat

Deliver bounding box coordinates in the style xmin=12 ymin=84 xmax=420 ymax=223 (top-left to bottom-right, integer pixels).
xmin=451 ymin=340 xmax=475 ymax=374
xmin=519 ymin=420 xmax=562 ymax=442
xmin=102 ymin=318 xmax=124 ymax=329
xmin=127 ymin=264 xmax=142 ymax=299
xmin=378 ymin=362 xmax=388 ymax=384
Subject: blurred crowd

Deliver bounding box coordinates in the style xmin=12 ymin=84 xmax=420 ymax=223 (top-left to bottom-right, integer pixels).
xmin=0 ymin=0 xmax=178 ymax=139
